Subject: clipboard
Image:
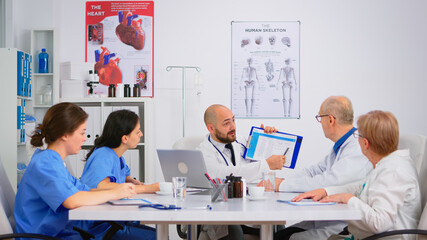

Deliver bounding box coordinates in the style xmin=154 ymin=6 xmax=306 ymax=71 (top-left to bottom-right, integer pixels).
xmin=244 ymin=126 xmax=303 ymax=169
xmin=277 ymin=199 xmax=337 ymax=206
xmin=108 ymin=198 xmax=152 ymax=205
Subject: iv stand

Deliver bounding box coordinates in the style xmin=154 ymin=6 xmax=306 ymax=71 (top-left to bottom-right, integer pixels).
xmin=166 ymin=66 xmax=201 ymax=137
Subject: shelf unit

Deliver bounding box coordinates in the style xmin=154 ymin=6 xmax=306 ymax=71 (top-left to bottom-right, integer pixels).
xmin=30 ymin=28 xmax=58 ymax=125
xmin=0 ymin=48 xmax=31 ymax=191
xmin=60 ymin=97 xmax=156 ymax=182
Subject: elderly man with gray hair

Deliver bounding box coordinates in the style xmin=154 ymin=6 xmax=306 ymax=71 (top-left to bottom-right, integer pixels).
xmin=274 ymin=96 xmax=373 ymax=240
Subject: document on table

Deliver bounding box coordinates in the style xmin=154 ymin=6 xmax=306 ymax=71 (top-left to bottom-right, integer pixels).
xmin=277 ymin=199 xmax=337 ymax=206
xmin=244 ymin=126 xmax=303 ymax=169
xmin=108 ymin=198 xmax=153 ymax=205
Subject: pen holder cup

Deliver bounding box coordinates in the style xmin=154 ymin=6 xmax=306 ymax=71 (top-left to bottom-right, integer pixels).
xmin=211 ymin=183 xmax=228 ymax=202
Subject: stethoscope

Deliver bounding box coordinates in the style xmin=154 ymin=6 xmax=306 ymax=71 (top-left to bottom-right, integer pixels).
xmin=138 ymin=204 xmax=212 ymax=211
xmin=208 ymin=135 xmax=247 ymax=166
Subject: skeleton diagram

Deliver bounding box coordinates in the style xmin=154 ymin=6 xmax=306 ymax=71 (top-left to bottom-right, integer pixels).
xmin=240 ymin=58 xmax=259 ymax=116
xmin=265 ymin=59 xmax=274 ymax=81
xmin=276 ymin=58 xmax=297 ymax=117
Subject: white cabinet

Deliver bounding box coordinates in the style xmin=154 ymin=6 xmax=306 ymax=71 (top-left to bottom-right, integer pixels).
xmin=30 ymin=28 xmax=58 ymax=125
xmin=0 ymin=48 xmax=32 ymax=191
xmin=60 ymin=97 xmax=155 ymax=182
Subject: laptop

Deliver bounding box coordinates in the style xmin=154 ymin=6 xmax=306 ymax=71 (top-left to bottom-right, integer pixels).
xmin=157 ymin=149 xmax=212 ymax=189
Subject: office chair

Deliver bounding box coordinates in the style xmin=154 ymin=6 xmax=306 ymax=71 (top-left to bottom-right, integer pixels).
xmin=398 ymin=134 xmax=427 ymax=176
xmin=0 ymin=155 xmax=62 ymax=239
xmin=360 ymin=134 xmax=427 ymax=240
xmin=172 ymin=135 xmax=205 ymax=239
xmin=361 ymin=198 xmax=427 ymax=240
xmin=0 ymin=156 xmax=123 ymax=240
xmin=172 ymin=135 xmax=205 ymax=150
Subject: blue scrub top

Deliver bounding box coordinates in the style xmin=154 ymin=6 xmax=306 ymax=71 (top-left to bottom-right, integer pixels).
xmin=80 ymin=147 xmax=130 ymax=189
xmin=14 ymin=149 xmax=110 ymax=239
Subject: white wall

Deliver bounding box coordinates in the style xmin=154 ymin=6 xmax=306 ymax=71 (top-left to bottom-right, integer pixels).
xmin=10 ymin=0 xmax=427 ymax=180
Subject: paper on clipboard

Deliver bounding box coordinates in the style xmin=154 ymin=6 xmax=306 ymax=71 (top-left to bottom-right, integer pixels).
xmin=244 ymin=127 xmax=303 ymax=169
xmin=277 ymin=199 xmax=337 ymax=206
xmin=108 ymin=198 xmax=152 ymax=205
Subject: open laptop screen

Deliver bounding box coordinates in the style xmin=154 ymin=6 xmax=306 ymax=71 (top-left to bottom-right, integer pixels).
xmin=157 ymin=149 xmax=212 ymax=189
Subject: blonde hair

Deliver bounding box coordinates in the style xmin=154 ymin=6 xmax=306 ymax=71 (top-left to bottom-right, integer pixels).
xmin=357 ymin=110 xmax=399 ymax=156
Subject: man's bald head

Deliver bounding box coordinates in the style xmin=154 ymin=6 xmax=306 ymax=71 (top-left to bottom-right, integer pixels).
xmin=204 ymin=104 xmax=229 ymax=126
xmin=204 ymin=104 xmax=236 ymax=143
xmin=320 ymin=96 xmax=354 ymax=125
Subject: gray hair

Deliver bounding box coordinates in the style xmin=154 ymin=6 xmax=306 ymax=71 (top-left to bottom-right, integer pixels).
xmin=322 ymin=96 xmax=354 ymax=125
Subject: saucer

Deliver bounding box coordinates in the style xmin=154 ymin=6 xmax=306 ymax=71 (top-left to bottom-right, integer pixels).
xmin=247 ymin=195 xmax=267 ymax=201
xmin=155 ymin=191 xmax=173 ymax=196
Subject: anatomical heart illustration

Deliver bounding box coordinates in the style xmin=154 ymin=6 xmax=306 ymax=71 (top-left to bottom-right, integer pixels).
xmin=86 ymin=1 xmax=154 ymax=97
xmin=116 ymin=11 xmax=145 ymax=50
xmin=94 ymin=47 xmax=122 ymax=86
xmin=88 ymin=23 xmax=103 ymax=44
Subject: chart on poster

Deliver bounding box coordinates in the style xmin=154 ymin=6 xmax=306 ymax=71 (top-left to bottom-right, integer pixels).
xmin=231 ymin=21 xmax=300 ymax=118
xmin=86 ymin=1 xmax=154 ymax=97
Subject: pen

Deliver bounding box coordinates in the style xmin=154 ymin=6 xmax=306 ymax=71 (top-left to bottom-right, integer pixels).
xmin=182 ymin=205 xmax=212 ymax=210
xmin=121 ymin=198 xmax=152 ymax=203
xmin=284 ymin=147 xmax=290 ymax=156
xmin=204 ymin=173 xmax=217 ymax=187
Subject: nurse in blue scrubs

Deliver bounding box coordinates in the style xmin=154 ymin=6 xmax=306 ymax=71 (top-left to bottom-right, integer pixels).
xmin=80 ymin=109 xmax=159 ymax=193
xmin=14 ymin=102 xmax=156 ymax=239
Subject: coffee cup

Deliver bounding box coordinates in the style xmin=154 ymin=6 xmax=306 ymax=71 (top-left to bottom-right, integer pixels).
xmin=159 ymin=182 xmax=173 ymax=193
xmin=248 ymin=186 xmax=265 ymax=198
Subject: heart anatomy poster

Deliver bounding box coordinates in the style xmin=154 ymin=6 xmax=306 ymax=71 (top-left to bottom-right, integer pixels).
xmin=231 ymin=21 xmax=300 ymax=118
xmin=86 ymin=1 xmax=154 ymax=97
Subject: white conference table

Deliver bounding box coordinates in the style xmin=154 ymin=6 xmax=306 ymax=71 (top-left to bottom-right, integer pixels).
xmin=69 ymin=191 xmax=361 ymax=240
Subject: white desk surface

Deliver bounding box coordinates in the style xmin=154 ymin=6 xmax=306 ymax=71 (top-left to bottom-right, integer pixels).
xmin=70 ymin=192 xmax=360 ymax=239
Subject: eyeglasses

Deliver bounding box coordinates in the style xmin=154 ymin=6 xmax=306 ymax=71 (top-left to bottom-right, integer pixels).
xmin=315 ymin=114 xmax=336 ymax=123
xmin=353 ymin=130 xmax=365 ymax=139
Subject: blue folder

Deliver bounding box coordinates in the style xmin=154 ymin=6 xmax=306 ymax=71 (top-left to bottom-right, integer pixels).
xmin=244 ymin=126 xmax=303 ymax=169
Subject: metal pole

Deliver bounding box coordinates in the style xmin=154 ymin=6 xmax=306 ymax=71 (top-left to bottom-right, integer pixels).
xmin=166 ymin=66 xmax=201 ymax=138
xmin=182 ymin=68 xmax=186 ymax=137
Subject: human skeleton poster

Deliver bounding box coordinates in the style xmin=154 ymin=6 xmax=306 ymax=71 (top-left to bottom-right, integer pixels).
xmin=231 ymin=21 xmax=300 ymax=118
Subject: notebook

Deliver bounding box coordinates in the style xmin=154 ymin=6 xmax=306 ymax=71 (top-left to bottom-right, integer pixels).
xmin=157 ymin=149 xmax=212 ymax=189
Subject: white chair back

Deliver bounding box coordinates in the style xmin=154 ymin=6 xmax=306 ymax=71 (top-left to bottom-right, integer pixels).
xmin=398 ymin=134 xmax=427 ymax=175
xmin=0 ymin=156 xmax=16 ymax=234
xmin=417 ymin=136 xmax=427 ymax=211
xmin=172 ymin=136 xmax=205 ymax=150
xmin=419 ymin=204 xmax=427 ymax=239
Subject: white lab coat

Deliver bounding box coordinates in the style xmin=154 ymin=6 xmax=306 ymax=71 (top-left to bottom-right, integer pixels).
xmin=279 ymin=135 xmax=372 ymax=192
xmin=325 ymin=149 xmax=421 ymax=240
xmin=197 ymin=134 xmax=270 ymax=182
xmin=286 ymin=133 xmax=373 ymax=240
xmin=197 ymin=134 xmax=270 ymax=240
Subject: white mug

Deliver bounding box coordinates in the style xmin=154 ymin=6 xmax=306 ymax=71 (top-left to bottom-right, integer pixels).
xmin=159 ymin=182 xmax=173 ymax=193
xmin=248 ymin=186 xmax=265 ymax=197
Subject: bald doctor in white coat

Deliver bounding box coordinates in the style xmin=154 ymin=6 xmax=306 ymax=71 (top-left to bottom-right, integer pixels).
xmin=197 ymin=104 xmax=285 ymax=240
xmin=197 ymin=104 xmax=286 ymax=182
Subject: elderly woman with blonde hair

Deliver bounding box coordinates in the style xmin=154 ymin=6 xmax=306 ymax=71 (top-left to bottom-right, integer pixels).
xmin=291 ymin=110 xmax=421 ymax=240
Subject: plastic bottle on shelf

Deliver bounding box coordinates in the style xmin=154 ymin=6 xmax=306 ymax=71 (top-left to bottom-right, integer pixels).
xmin=38 ymin=48 xmax=49 ymax=73
xmin=116 ymin=83 xmax=124 ymax=98
xmin=124 ymin=84 xmax=131 ymax=97
xmin=89 ymin=70 xmax=94 ymax=82
xmin=108 ymin=84 xmax=116 ymax=97
xmin=133 ymin=84 xmax=140 ymax=97
xmin=94 ymin=70 xmax=99 ymax=82
xmin=43 ymin=84 xmax=53 ymax=105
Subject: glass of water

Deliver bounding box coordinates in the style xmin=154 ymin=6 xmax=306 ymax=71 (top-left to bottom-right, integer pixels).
xmin=172 ymin=177 xmax=187 ymax=199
